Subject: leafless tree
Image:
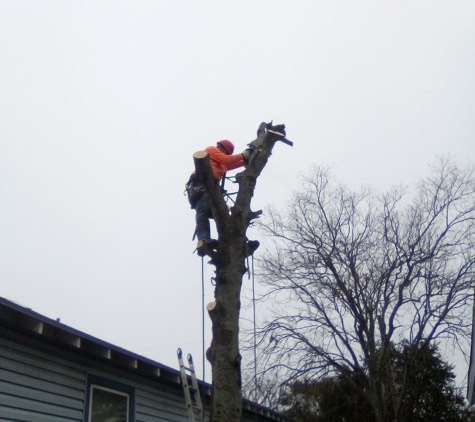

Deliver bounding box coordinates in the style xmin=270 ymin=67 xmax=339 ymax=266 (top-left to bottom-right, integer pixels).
xmin=241 ymin=362 xmax=285 ymax=410
xmin=193 ymin=122 xmax=291 ymax=422
xmin=250 ymin=157 xmax=475 ymax=422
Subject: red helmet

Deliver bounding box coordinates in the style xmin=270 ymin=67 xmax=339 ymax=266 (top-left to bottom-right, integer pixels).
xmin=217 ymin=140 xmax=234 ymax=155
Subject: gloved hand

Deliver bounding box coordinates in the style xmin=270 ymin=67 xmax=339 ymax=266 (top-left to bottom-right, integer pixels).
xmin=242 ymin=149 xmax=252 ymax=163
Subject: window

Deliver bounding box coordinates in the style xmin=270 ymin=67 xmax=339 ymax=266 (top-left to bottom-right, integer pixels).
xmin=85 ymin=375 xmax=135 ymax=422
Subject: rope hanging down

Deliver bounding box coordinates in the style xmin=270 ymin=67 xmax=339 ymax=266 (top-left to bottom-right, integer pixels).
xmin=251 ymin=255 xmax=258 ymax=402
xmin=201 ymin=256 xmax=205 ymax=382
xmin=199 ymin=251 xmax=258 ymax=396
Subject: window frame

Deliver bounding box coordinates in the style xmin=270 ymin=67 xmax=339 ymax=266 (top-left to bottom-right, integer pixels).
xmin=85 ymin=374 xmax=135 ymax=422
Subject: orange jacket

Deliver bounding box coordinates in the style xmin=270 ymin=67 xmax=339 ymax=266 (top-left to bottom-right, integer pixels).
xmin=205 ymin=146 xmax=244 ymax=179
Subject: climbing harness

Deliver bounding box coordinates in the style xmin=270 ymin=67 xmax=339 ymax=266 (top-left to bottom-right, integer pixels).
xmin=185 ymin=174 xmax=205 ymax=209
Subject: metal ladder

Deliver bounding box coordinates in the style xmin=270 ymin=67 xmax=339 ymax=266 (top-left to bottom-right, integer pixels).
xmin=177 ymin=348 xmax=204 ymax=422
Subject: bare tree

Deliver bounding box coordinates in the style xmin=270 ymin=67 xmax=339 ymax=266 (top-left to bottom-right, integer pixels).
xmin=193 ymin=122 xmax=291 ymax=422
xmin=241 ymin=364 xmax=285 ymax=410
xmin=251 ymin=157 xmax=475 ymax=422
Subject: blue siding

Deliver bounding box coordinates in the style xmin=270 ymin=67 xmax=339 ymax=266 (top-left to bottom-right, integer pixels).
xmin=0 ymin=335 xmax=190 ymax=422
xmin=0 ymin=340 xmax=86 ymax=422
xmin=136 ymin=386 xmax=191 ymax=422
xmin=0 ymin=331 xmax=280 ymax=422
xmin=0 ymin=339 xmax=85 ymax=421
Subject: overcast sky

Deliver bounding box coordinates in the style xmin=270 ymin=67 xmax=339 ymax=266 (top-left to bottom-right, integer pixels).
xmin=1 ymin=1 xmax=474 ymax=386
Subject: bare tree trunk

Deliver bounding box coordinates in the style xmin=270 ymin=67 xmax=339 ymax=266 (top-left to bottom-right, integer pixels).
xmin=193 ymin=122 xmax=290 ymax=422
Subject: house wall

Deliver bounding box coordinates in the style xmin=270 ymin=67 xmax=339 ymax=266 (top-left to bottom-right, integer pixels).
xmin=0 ymin=324 xmax=279 ymax=422
xmin=0 ymin=326 xmax=193 ymax=422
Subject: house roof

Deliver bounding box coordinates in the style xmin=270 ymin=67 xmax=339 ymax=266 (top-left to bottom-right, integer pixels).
xmin=0 ymin=295 xmax=286 ymax=420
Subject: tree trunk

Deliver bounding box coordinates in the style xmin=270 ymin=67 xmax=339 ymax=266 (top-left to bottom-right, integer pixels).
xmin=193 ymin=122 xmax=289 ymax=422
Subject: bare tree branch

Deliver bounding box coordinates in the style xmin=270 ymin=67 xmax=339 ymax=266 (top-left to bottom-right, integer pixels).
xmin=244 ymin=156 xmax=475 ymax=422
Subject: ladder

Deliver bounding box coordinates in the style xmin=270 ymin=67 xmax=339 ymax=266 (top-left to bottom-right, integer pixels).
xmin=177 ymin=348 xmax=204 ymax=422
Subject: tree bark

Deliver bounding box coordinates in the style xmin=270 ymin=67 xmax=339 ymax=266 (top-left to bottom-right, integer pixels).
xmin=193 ymin=122 xmax=289 ymax=422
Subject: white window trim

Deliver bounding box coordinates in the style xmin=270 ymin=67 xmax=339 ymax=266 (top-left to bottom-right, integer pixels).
xmin=88 ymin=383 xmax=130 ymax=422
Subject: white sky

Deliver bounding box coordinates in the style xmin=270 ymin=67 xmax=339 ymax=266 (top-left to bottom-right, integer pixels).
xmin=1 ymin=1 xmax=474 ymax=386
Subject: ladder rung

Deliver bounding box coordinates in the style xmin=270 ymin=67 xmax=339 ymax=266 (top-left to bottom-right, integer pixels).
xmin=183 ymin=383 xmax=197 ymax=391
xmin=178 ymin=349 xmax=203 ymax=422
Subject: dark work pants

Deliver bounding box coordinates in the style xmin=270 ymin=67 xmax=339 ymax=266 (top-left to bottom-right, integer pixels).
xmin=194 ymin=191 xmax=213 ymax=241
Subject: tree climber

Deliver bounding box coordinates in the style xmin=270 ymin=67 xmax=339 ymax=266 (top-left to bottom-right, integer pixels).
xmin=186 ymin=140 xmax=252 ymax=257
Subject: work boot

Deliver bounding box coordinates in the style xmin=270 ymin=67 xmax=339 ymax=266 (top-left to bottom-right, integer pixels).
xmin=207 ymin=239 xmax=219 ymax=250
xmin=196 ymin=238 xmax=219 ymax=257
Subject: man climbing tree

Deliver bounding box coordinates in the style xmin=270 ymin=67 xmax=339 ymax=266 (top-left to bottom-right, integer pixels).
xmin=186 ymin=140 xmax=251 ymax=257
xmin=191 ymin=122 xmax=291 ymax=422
